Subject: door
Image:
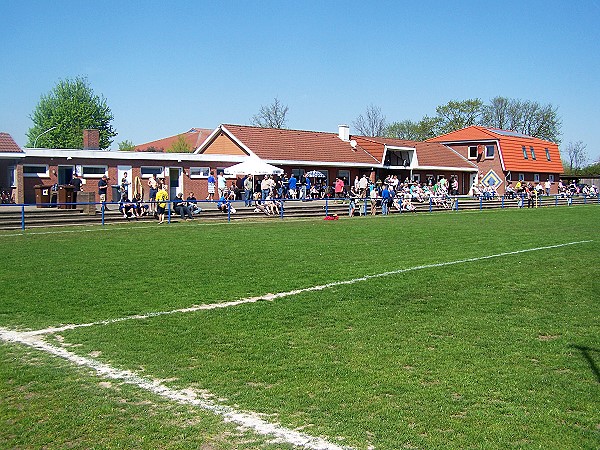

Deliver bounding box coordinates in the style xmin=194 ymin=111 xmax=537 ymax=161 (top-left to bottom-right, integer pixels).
xmin=58 ymin=165 xmax=74 ymax=185
xmin=117 ymin=165 xmax=132 ymax=199
xmin=470 ymin=173 xmax=478 ymax=190
xmin=169 ymin=167 xmax=182 ymax=200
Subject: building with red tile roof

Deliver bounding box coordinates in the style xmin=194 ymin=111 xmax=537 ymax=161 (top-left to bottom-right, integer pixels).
xmin=12 ymin=124 xmax=479 ymax=203
xmin=428 ymin=126 xmax=563 ymax=194
xmin=196 ymin=124 xmax=477 ymax=191
xmin=134 ymin=128 xmax=213 ymax=152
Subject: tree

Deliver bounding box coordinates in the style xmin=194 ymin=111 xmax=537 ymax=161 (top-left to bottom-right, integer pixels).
xmin=251 ymin=97 xmax=289 ymax=128
xmin=481 ymin=97 xmax=561 ymax=143
xmin=26 ymin=76 xmax=117 ymax=150
xmin=385 ymin=116 xmax=440 ymax=141
xmin=166 ymin=134 xmax=192 ymax=153
xmin=435 ymin=99 xmax=483 ymax=135
xmin=118 ymin=140 xmax=136 ymax=151
xmin=563 ymin=141 xmax=588 ymax=172
xmin=353 ymin=104 xmax=387 ymax=137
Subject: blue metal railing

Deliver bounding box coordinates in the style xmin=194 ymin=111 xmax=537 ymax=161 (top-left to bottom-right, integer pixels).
xmin=1 ymin=193 xmax=598 ymax=230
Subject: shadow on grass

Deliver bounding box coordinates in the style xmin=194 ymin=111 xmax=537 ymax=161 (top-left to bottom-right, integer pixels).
xmin=571 ymin=345 xmax=600 ymax=383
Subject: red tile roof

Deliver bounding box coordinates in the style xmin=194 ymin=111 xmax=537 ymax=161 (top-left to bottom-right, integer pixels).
xmin=353 ymin=136 xmax=477 ymax=169
xmin=134 ymin=128 xmax=213 ymax=152
xmin=428 ymin=126 xmax=563 ymax=173
xmin=0 ymin=132 xmax=23 ymax=153
xmin=216 ymin=125 xmax=382 ymax=165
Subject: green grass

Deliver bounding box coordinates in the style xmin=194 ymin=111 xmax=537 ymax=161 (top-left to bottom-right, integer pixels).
xmin=1 ymin=206 xmax=599 ymax=449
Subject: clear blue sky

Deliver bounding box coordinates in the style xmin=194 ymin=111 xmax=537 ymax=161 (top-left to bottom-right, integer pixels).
xmin=2 ymin=0 xmax=599 ymax=162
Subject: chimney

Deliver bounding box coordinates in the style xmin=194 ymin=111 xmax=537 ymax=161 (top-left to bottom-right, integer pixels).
xmin=83 ymin=129 xmax=100 ymax=150
xmin=338 ymin=124 xmax=350 ymax=142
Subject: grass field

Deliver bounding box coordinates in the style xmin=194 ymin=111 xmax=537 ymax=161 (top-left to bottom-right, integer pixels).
xmin=1 ymin=206 xmax=599 ymax=449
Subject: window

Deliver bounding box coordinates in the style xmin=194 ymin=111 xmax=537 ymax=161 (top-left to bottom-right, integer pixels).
xmin=23 ymin=165 xmax=49 ymax=177
xmin=140 ymin=166 xmax=164 ymax=178
xmin=292 ymin=169 xmax=305 ymax=180
xmin=81 ymin=165 xmax=108 ymax=178
xmin=337 ymin=170 xmax=350 ymax=185
xmin=519 ymin=173 xmax=525 ymax=181
xmin=545 ymin=148 xmax=551 ymax=161
xmin=549 ymin=174 xmax=555 ymax=182
xmin=534 ymin=173 xmax=540 ymax=182
xmin=530 ymin=146 xmax=536 ymax=160
xmin=189 ymin=167 xmax=210 ymax=178
xmin=468 ymin=146 xmax=478 ymax=159
xmin=413 ymin=173 xmax=421 ymax=183
xmin=522 ymin=146 xmax=528 ymax=159
xmin=485 ymin=145 xmax=495 ymax=158
xmin=8 ymin=166 xmax=16 ymax=187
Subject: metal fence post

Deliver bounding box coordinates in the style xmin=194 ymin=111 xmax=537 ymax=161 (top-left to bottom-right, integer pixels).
xmin=555 ymin=195 xmax=558 ymax=207
xmin=479 ymin=196 xmax=483 ymax=210
xmin=227 ymin=201 xmax=231 ymax=222
xmin=280 ymin=199 xmax=284 ymax=219
xmin=21 ymin=205 xmax=25 ymax=230
xmin=101 ymin=203 xmax=105 ymax=226
xmin=429 ymin=197 xmax=432 ymax=212
xmin=501 ymin=195 xmax=505 ymax=209
xmin=167 ymin=201 xmax=172 ymax=223
xmin=325 ymin=196 xmax=329 ymax=217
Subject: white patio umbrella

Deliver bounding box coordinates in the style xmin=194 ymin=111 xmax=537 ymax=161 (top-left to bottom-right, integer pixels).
xmin=224 ymin=157 xmax=284 ymax=176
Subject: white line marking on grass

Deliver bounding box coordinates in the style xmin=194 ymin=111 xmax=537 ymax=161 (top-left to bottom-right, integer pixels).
xmin=0 ymin=239 xmax=593 ymax=449
xmin=0 ymin=328 xmax=351 ymax=450
xmin=22 ymin=239 xmax=593 ymax=337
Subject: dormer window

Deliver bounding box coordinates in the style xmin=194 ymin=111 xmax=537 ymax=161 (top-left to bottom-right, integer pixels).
xmin=522 ymin=146 xmax=528 ymax=159
xmin=545 ymin=148 xmax=551 ymax=161
xmin=485 ymin=145 xmax=495 ymax=158
xmin=530 ymin=146 xmax=536 ymax=160
xmin=468 ymin=146 xmax=478 ymax=159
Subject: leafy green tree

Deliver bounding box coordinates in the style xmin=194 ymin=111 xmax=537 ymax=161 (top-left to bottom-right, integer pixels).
xmin=166 ymin=134 xmax=192 ymax=153
xmin=435 ymin=99 xmax=483 ymax=135
xmin=26 ymin=76 xmax=117 ymax=149
xmin=118 ymin=140 xmax=136 ymax=151
xmin=385 ymin=116 xmax=441 ymax=141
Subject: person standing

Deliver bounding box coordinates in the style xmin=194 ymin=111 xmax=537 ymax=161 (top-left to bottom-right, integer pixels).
xmin=148 ymin=174 xmax=158 ymax=215
xmin=544 ymin=179 xmax=552 ymax=196
xmin=288 ymin=173 xmax=297 ymax=199
xmin=217 ymin=172 xmax=226 ymax=199
xmin=370 ymin=183 xmax=378 ymax=215
xmin=155 ymin=185 xmax=168 ymax=224
xmin=260 ymin=175 xmax=270 ymax=203
xmin=243 ymin=175 xmax=253 ymax=207
xmin=334 ymin=178 xmax=344 ymax=202
xmin=71 ymin=173 xmax=82 ymax=205
xmin=304 ymin=176 xmax=311 ymax=201
xmin=97 ymin=174 xmax=109 ymax=209
xmin=120 ymin=172 xmax=131 ymax=198
xmin=381 ymin=184 xmax=390 ymax=215
xmin=359 ymin=174 xmax=369 ymax=198
xmin=206 ymin=171 xmax=216 ymax=201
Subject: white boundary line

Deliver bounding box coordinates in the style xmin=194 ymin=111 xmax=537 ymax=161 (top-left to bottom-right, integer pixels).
xmin=0 ymin=239 xmax=593 ymax=449
xmin=0 ymin=328 xmax=350 ymax=450
xmin=18 ymin=239 xmax=593 ymax=337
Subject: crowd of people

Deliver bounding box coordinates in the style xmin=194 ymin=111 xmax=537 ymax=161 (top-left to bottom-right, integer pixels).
xmin=98 ymin=171 xmax=599 ymax=222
